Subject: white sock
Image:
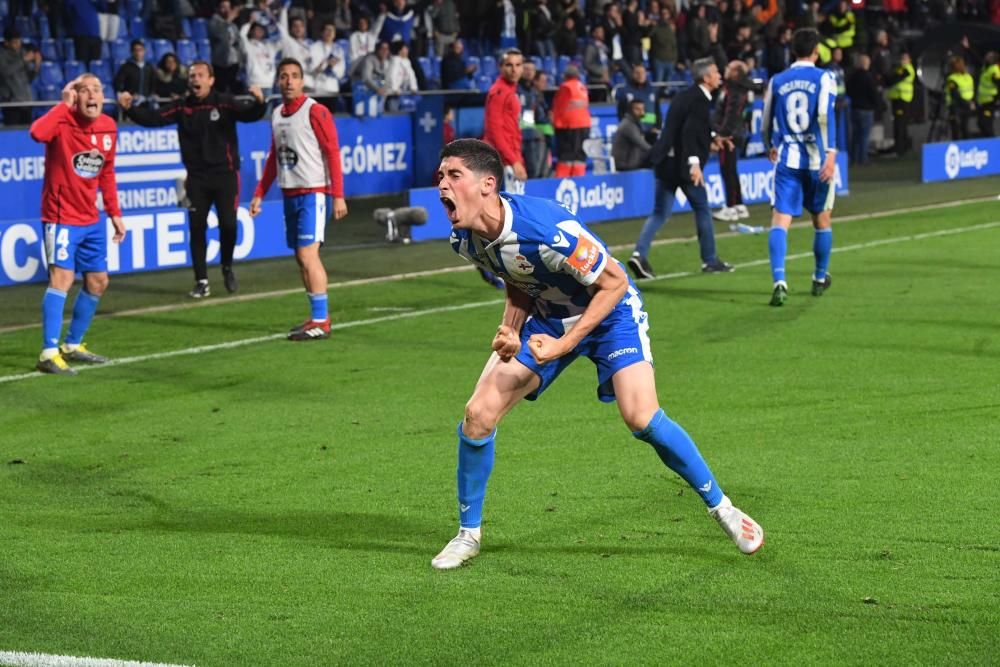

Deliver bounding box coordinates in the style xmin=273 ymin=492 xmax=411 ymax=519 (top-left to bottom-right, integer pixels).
xmin=40 ymin=347 xmax=59 ymax=361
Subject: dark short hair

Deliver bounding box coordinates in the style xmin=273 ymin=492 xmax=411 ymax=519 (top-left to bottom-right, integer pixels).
xmin=3 ymin=26 xmax=20 ymax=42
xmin=792 ymin=28 xmax=819 ymax=59
xmin=390 ymin=40 xmax=405 ymax=56
xmin=130 ymin=38 xmax=144 ymax=49
xmin=277 ymin=57 xmax=303 ymax=76
xmin=190 ymin=60 xmax=214 ymax=76
xmin=502 ymin=48 xmax=523 ymax=62
xmin=440 ymin=139 xmax=503 ymax=189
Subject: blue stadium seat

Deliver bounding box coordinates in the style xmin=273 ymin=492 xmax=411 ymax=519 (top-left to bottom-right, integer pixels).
xmin=63 ymin=60 xmax=85 ymax=82
xmin=530 ymin=56 xmax=542 ymax=71
xmin=37 ymin=15 xmax=51 ymax=40
xmin=196 ymin=39 xmax=211 ymax=62
xmin=476 ymin=74 xmax=492 ymax=92
xmin=38 ymin=61 xmax=64 ymax=87
xmin=0 ymin=0 xmax=9 ymax=19
xmin=33 ymin=83 xmax=59 ymax=118
xmin=100 ymin=40 xmax=111 ymax=60
xmin=39 ymin=38 xmax=59 ymax=62
xmin=150 ymin=38 xmax=172 ymax=62
xmin=481 ymin=55 xmax=497 ymax=78
xmin=103 ymin=84 xmax=117 ymax=113
xmin=190 ymin=18 xmax=208 ymax=41
xmin=557 ymin=55 xmax=570 ymax=74
xmin=130 ymin=16 xmax=145 ymax=38
xmin=110 ymin=38 xmax=129 ymax=62
xmin=15 ymin=16 xmax=36 ymax=40
xmin=611 ymin=70 xmax=626 ymax=87
xmin=62 ymin=38 xmax=75 ymax=62
xmin=466 ymin=55 xmax=480 ymax=77
xmin=126 ymin=0 xmax=143 ymax=20
xmin=89 ymin=59 xmax=113 ymax=83
xmin=542 ymin=56 xmax=555 ymax=78
xmin=418 ymin=56 xmax=432 ymax=80
xmin=175 ymin=39 xmax=196 ymax=65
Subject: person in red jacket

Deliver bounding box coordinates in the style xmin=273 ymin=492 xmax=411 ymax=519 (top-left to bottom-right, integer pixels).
xmin=30 ymin=74 xmax=126 ymax=375
xmin=483 ymin=48 xmax=527 ymax=192
xmin=552 ymin=64 xmax=592 ymax=177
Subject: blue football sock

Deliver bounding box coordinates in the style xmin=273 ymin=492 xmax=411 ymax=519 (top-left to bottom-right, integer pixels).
xmin=308 ymin=293 xmax=328 ymax=321
xmin=41 ymin=287 xmax=67 ymax=352
xmin=457 ymin=422 xmax=496 ymax=529
xmin=813 ymin=228 xmax=833 ymax=281
xmin=65 ymin=290 xmax=101 ymax=346
xmin=769 ymin=227 xmax=788 ymax=283
xmin=633 ymin=409 xmax=724 ymax=508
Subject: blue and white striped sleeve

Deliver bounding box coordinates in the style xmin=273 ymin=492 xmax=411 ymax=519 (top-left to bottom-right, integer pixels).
xmin=761 ymin=78 xmax=775 ymax=150
xmin=818 ymin=70 xmax=837 ymax=153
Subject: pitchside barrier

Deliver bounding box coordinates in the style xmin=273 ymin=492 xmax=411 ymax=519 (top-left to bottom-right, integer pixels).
xmin=408 ymin=154 xmax=850 ymax=242
xmin=0 ymin=102 xmax=843 ymax=287
xmin=921 ymin=137 xmax=1000 ymax=183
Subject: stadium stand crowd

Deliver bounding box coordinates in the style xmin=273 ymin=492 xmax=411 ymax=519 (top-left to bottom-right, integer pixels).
xmin=1 ymin=0 xmax=999 ymax=156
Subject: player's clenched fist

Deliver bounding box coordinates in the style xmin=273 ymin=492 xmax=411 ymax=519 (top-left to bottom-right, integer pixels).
xmin=528 ymin=333 xmax=566 ymax=365
xmin=492 ymin=324 xmax=520 ymax=362
xmin=62 ymin=77 xmax=82 ymax=107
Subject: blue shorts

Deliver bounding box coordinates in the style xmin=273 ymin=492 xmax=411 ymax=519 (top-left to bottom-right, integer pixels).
xmin=283 ymin=193 xmax=331 ymax=248
xmin=772 ymin=163 xmax=835 ymax=217
xmin=516 ymin=285 xmax=653 ymax=403
xmin=43 ymin=221 xmax=107 ymax=273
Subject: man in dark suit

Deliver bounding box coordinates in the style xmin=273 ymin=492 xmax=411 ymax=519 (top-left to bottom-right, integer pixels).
xmin=628 ymin=57 xmax=733 ymax=280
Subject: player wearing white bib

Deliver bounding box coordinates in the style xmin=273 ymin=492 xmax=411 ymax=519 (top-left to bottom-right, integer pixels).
xmin=250 ymin=58 xmax=348 ymax=340
xmin=762 ymin=28 xmax=837 ymax=306
xmin=430 ymin=139 xmax=764 ymax=570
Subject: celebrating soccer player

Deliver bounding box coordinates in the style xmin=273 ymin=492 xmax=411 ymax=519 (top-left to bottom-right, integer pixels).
xmin=762 ymin=28 xmax=838 ymax=306
xmin=249 ymin=58 xmax=348 ymax=341
xmin=30 ymin=74 xmax=126 ymax=375
xmin=430 ymin=139 xmax=764 ymax=570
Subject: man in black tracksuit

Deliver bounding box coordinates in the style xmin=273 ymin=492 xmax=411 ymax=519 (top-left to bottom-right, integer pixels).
xmin=118 ymin=61 xmax=267 ymax=298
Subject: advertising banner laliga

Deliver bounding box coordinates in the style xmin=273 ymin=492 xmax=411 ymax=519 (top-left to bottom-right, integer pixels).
xmin=0 ymin=114 xmax=412 ymax=287
xmin=408 ymin=154 xmax=849 ymax=242
xmin=922 ymin=137 xmax=1000 ymax=183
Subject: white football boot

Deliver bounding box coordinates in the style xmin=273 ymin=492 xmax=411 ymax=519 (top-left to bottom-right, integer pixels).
xmin=709 ymin=496 xmax=764 ymax=554
xmin=734 ymin=204 xmax=750 ymax=219
xmin=431 ymin=529 xmax=481 ymax=570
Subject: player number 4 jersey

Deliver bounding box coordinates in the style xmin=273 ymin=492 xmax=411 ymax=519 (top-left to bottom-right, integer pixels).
xmin=450 ymin=193 xmax=612 ymax=323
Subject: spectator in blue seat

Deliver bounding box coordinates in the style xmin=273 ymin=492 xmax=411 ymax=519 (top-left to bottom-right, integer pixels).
xmin=441 ymin=38 xmax=476 ymax=90
xmin=113 ymin=39 xmax=156 ymax=105
xmin=374 ymin=0 xmax=415 ymax=46
xmin=153 ymin=52 xmax=188 ymax=99
xmin=0 ymin=26 xmax=41 ymax=126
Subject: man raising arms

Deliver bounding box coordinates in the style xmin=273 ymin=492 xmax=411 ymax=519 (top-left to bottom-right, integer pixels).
xmin=250 ymin=58 xmax=348 ymax=341
xmin=31 ymin=74 xmax=126 ymax=375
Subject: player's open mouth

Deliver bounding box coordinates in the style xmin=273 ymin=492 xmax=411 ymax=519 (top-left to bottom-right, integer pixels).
xmin=85 ymin=101 xmax=99 ymax=111
xmin=440 ymin=196 xmax=458 ymax=221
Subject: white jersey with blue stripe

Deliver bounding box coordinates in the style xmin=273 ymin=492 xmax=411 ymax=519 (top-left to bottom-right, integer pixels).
xmin=762 ymin=61 xmax=837 ymax=171
xmin=450 ymin=193 xmax=612 ymax=324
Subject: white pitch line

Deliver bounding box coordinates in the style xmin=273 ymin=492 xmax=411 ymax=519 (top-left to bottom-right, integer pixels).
xmin=1 ymin=220 xmax=996 ymax=386
xmin=0 ymin=650 xmax=193 ymax=667
xmin=0 ymin=194 xmax=995 ymax=336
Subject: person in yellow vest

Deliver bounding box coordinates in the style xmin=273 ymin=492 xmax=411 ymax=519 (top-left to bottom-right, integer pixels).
xmin=946 ymin=56 xmax=976 ymax=140
xmin=827 ymin=0 xmax=855 ymax=53
xmin=977 ymin=51 xmax=999 ymax=138
xmin=816 ymin=33 xmax=837 ymax=65
xmin=885 ymin=52 xmax=915 ymax=155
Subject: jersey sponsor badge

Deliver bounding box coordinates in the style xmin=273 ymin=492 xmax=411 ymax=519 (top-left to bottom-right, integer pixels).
xmin=566 ymin=236 xmax=601 ymax=275
xmin=277 ymin=145 xmax=299 ymax=169
xmin=210 ymin=108 xmax=220 ymax=121
xmin=72 ymin=150 xmax=105 ymax=178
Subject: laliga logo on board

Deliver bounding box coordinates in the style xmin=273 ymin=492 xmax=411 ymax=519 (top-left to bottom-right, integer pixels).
xmin=554 ymin=178 xmax=625 ymax=216
xmin=945 ymin=143 xmax=989 ymax=180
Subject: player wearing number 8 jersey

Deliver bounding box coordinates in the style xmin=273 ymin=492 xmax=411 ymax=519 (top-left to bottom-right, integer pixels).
xmin=762 ymin=28 xmax=837 ymax=306
xmin=429 ymin=139 xmax=764 ymax=570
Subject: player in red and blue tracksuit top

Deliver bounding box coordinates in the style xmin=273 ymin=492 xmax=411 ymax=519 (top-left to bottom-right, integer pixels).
xmin=250 ymin=57 xmax=347 ymax=341
xmin=30 ymin=74 xmax=126 ymax=375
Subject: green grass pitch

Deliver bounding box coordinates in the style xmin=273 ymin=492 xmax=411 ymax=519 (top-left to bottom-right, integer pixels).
xmin=1 ymin=195 xmax=998 ymax=665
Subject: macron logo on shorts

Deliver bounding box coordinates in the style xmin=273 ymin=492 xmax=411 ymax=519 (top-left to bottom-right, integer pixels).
xmin=607 ymin=347 xmax=638 ymax=361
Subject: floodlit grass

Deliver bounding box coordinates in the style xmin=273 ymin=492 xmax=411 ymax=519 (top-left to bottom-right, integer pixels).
xmin=1 ymin=200 xmax=998 ymax=666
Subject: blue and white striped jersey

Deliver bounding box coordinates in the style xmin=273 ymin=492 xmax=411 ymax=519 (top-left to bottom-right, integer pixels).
xmin=450 ymin=193 xmax=611 ymax=323
xmin=762 ymin=61 xmax=837 ymax=170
